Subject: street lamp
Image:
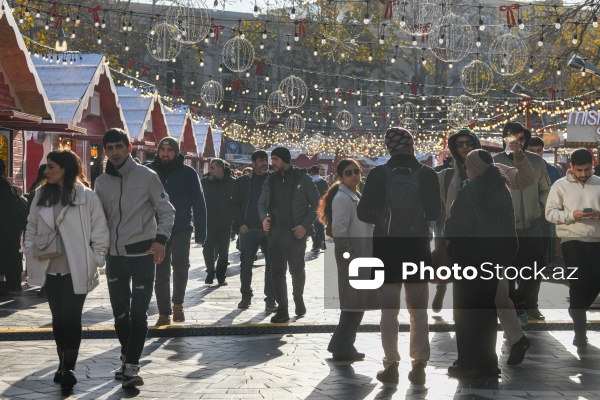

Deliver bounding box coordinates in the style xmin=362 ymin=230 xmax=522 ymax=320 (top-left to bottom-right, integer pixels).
xmin=567 ymin=54 xmax=600 ymax=77
xmin=55 ymin=27 xmax=68 ymax=52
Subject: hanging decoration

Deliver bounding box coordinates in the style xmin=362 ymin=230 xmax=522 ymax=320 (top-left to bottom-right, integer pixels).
xmin=336 ymin=110 xmax=353 ymax=130
xmin=286 ymin=113 xmax=305 ymax=135
xmin=398 ymin=117 xmax=418 ymax=134
xmin=147 ymin=23 xmax=182 ymax=62
xmin=448 ymin=95 xmax=478 ymax=128
xmin=222 ymin=36 xmax=255 ymax=73
xmin=268 ymin=90 xmax=288 ymax=114
xmin=166 ymin=0 xmax=212 ymax=44
xmin=428 ymin=13 xmax=473 ymax=65
xmin=225 ymin=122 xmax=244 ymax=139
xmin=397 ymin=102 xmax=417 ymax=122
xmin=200 ymin=79 xmax=223 ymax=106
xmin=279 ymin=75 xmax=308 ymax=109
xmin=487 ymin=31 xmax=527 ymax=76
xmin=460 ymin=59 xmax=494 ymax=96
xmin=305 ymin=133 xmax=325 ymax=158
xmin=321 ymin=25 xmax=360 ymax=62
xmin=393 ymin=0 xmax=444 ymax=37
xmin=253 ymin=105 xmax=271 ymax=124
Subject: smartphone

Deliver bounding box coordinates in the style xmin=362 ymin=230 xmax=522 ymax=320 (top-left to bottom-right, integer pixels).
xmin=584 ymin=208 xmax=593 ymax=212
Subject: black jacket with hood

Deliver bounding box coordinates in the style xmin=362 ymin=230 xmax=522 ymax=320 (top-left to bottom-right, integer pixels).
xmin=201 ymin=167 xmax=236 ymax=228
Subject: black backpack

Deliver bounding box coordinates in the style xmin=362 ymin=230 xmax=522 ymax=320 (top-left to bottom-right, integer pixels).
xmin=378 ymin=164 xmax=426 ymax=237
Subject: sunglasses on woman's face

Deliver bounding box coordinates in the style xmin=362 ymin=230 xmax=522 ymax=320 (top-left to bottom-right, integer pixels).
xmin=344 ymin=168 xmax=361 ymax=177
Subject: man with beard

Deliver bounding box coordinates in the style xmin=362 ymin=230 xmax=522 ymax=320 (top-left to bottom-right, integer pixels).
xmin=258 ymin=147 xmax=320 ymax=323
xmin=231 ymin=150 xmax=277 ymax=311
xmin=546 ymin=149 xmax=600 ymax=348
xmin=148 ymin=138 xmax=207 ymax=326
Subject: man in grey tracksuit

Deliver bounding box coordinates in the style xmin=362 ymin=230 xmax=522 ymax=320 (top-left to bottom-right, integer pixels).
xmin=95 ymin=128 xmax=175 ymax=388
xmin=258 ymin=147 xmax=320 ymax=323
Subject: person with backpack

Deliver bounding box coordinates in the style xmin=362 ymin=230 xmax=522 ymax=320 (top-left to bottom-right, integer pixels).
xmin=317 ymin=159 xmax=378 ymax=361
xmin=357 ymin=127 xmax=441 ymax=385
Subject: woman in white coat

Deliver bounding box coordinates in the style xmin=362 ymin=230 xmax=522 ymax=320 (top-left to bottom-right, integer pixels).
xmin=318 ymin=159 xmax=378 ymax=361
xmin=25 ymin=150 xmax=109 ymax=392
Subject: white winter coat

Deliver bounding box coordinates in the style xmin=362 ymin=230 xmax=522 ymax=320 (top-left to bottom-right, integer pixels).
xmin=25 ymin=182 xmax=109 ymax=294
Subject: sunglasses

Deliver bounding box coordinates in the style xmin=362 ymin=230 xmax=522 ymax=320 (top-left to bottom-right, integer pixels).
xmin=344 ymin=168 xmax=361 ymax=177
xmin=456 ymin=140 xmax=474 ymax=148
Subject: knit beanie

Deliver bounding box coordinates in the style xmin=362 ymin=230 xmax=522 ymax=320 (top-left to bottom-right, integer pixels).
xmin=384 ymin=127 xmax=414 ymax=156
xmin=271 ymin=146 xmax=291 ymax=164
xmin=158 ymin=137 xmax=180 ymax=157
xmin=465 ymin=149 xmax=492 ymax=178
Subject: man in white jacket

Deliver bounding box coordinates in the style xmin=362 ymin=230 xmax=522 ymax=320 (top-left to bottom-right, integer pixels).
xmin=546 ymin=148 xmax=600 ymax=348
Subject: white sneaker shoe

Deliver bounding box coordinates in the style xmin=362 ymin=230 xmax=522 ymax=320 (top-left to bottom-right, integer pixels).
xmin=122 ymin=363 xmax=144 ymax=388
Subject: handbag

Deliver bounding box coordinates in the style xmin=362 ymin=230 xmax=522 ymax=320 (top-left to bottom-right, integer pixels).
xmin=33 ymin=216 xmax=64 ymax=260
xmin=431 ymin=239 xmax=453 ymax=284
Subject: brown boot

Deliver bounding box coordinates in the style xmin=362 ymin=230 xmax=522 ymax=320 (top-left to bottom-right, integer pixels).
xmin=155 ymin=315 xmax=171 ymax=326
xmin=173 ymin=304 xmax=185 ymax=322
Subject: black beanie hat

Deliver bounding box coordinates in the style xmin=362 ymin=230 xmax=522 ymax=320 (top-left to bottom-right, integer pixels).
xmin=271 ymin=147 xmax=291 ymax=164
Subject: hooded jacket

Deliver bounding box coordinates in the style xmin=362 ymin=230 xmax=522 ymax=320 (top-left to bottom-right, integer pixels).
xmin=438 ymin=130 xmax=535 ymax=220
xmin=147 ymin=154 xmax=207 ymax=242
xmin=201 ymin=167 xmax=235 ymax=228
xmin=493 ymin=128 xmax=551 ymax=230
xmin=94 ymin=155 xmax=175 ymax=255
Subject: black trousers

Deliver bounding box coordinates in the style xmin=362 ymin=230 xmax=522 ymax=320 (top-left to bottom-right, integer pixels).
xmin=509 ymin=226 xmax=545 ymax=309
xmin=453 ymin=276 xmax=498 ymax=370
xmin=203 ymin=226 xmax=231 ymax=282
xmin=45 ymin=274 xmax=87 ymax=351
xmin=328 ymin=311 xmax=364 ymax=355
xmin=562 ymin=240 xmax=600 ymax=336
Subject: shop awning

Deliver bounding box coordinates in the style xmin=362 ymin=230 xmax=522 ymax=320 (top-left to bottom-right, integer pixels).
xmin=0 ymin=111 xmax=87 ymax=134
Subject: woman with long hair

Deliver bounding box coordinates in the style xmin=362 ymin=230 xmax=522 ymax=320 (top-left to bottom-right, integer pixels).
xmin=24 ymin=150 xmax=109 ymax=392
xmin=444 ymin=149 xmax=518 ymax=379
xmin=318 ymin=159 xmax=378 ymax=360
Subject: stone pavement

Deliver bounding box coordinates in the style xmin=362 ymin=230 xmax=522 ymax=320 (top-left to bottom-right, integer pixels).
xmin=1 ymin=331 xmax=600 ymax=399
xmin=0 ymin=237 xmax=595 ymax=335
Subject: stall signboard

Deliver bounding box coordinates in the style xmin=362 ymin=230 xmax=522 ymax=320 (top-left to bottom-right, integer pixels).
xmin=566 ymin=110 xmax=600 ymax=143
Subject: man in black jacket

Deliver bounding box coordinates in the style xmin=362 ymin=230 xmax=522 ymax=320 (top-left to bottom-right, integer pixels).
xmin=357 ymin=127 xmax=441 ymax=386
xmin=147 ymin=138 xmax=207 ymax=326
xmin=309 ymin=165 xmax=329 ymax=252
xmin=231 ymin=150 xmax=277 ymax=312
xmin=201 ymin=158 xmax=235 ymax=286
xmin=258 ymin=147 xmax=321 ymax=323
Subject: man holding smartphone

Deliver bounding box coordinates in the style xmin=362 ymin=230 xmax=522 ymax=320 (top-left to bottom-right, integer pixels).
xmin=546 ymin=148 xmax=600 ymax=347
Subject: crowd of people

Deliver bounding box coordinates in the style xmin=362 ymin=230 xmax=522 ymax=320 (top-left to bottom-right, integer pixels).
xmin=0 ymin=120 xmax=596 ymax=391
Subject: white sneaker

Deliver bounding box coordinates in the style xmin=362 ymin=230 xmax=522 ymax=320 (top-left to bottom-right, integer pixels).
xmin=122 ymin=363 xmax=144 ymax=388
xmin=114 ymin=354 xmax=126 ymax=380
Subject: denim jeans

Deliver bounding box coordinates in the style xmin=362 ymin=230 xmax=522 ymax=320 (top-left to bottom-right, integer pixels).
xmin=268 ymin=229 xmax=307 ymax=310
xmin=239 ymin=229 xmax=274 ymax=299
xmin=106 ymin=255 xmax=155 ymax=365
xmin=203 ymin=226 xmax=231 ymax=282
xmin=154 ymin=229 xmax=193 ymax=315
xmin=45 ymin=274 xmax=87 ymax=351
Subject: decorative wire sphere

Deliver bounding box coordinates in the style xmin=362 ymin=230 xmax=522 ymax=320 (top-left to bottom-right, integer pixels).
xmin=398 ymin=102 xmax=418 ymax=122
xmin=336 ymin=110 xmax=353 ymax=131
xmin=456 ymin=95 xmax=479 ymax=111
xmin=305 ymin=134 xmax=325 ymax=158
xmin=147 ymin=23 xmax=182 ymax=62
xmin=460 ymin=60 xmax=494 ymax=96
xmin=487 ymin=32 xmax=528 ymax=76
xmin=253 ymin=105 xmax=271 ymax=124
xmin=399 ymin=117 xmax=418 ymax=134
xmin=393 ymin=0 xmax=445 ymax=37
xmin=225 ymin=123 xmax=244 ymax=140
xmin=286 ymin=114 xmax=305 ymax=135
xmin=222 ymin=36 xmax=255 ymax=73
xmin=428 ymin=13 xmax=473 ymax=64
xmin=165 ymin=0 xmax=211 ymax=44
xmin=200 ymin=80 xmax=223 ymax=106
xmin=279 ymin=75 xmax=308 ymax=109
xmin=268 ymin=90 xmax=288 ymax=114
xmin=448 ymin=99 xmax=476 ymax=128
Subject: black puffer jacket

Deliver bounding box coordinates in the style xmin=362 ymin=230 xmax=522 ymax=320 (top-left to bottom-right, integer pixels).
xmin=201 ymin=168 xmax=236 ymax=228
xmin=444 ymin=166 xmax=519 ymax=267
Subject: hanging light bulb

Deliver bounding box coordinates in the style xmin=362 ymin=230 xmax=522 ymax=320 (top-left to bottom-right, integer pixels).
xmin=125 ymin=42 xmax=130 ymax=52
xmin=313 ymin=47 xmax=318 ymax=56
xmin=391 ymin=54 xmax=396 ymax=63
xmin=253 ymin=4 xmax=259 ymax=18
xmin=219 ymin=63 xmax=223 ymax=72
xmin=555 ymin=17 xmax=561 ymax=29
xmin=156 ymin=73 xmax=160 ymax=81
xmin=97 ymin=34 xmax=102 ymax=44
xmin=262 ymin=28 xmax=267 ymax=39
xmin=421 ymin=56 xmax=426 ymax=65
xmin=379 ymin=34 xmax=385 ymax=44
xmin=265 ymin=74 xmax=270 ymax=82
xmin=582 ymin=68 xmax=586 ymax=77
xmin=448 ymin=62 xmax=453 ymax=69
xmin=295 ymin=32 xmax=299 ymax=42
xmin=70 ymin=29 xmax=76 ymax=39
xmin=572 ymin=33 xmax=578 ymax=45
xmin=286 ymin=40 xmax=291 ymax=51
xmin=476 ymin=36 xmax=481 ymax=47
xmin=290 ymin=6 xmax=296 ymax=19
xmin=479 ymin=19 xmax=485 ymax=31
xmin=260 ymin=41 xmax=265 ymax=49
xmin=412 ymin=36 xmax=417 ymax=46
xmin=368 ymin=52 xmax=373 ymax=62
xmin=438 ymin=33 xmax=444 ymax=45
xmin=75 ymin=14 xmax=80 ymax=24
xmin=213 ymin=0 xmax=218 ymax=10
xmin=557 ymin=66 xmax=561 ymax=76
xmin=538 ymin=36 xmax=544 ymax=47
xmin=321 ymin=35 xmax=326 ymax=44
xmin=528 ymin=64 xmax=533 ymax=73
xmin=518 ymin=19 xmax=524 ymax=30
xmin=593 ymin=14 xmax=598 ymax=28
